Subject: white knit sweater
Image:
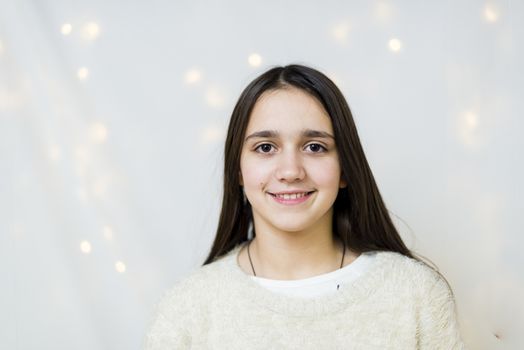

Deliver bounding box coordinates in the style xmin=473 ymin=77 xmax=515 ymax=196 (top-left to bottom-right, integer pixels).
xmin=144 ymin=242 xmax=466 ymax=349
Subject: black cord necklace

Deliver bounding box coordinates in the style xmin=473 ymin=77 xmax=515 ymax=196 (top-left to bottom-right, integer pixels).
xmin=246 ymin=239 xmax=346 ymax=278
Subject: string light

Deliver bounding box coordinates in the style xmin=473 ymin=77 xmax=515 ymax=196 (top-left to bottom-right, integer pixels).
xmin=185 ymin=68 xmax=202 ymax=84
xmin=76 ymin=187 xmax=88 ymax=202
xmin=77 ymin=67 xmax=89 ymax=80
xmin=88 ymin=121 xmax=108 ymax=144
xmin=483 ymin=4 xmax=499 ymax=23
xmin=47 ymin=144 xmax=62 ymax=162
xmin=83 ymin=22 xmax=100 ymax=40
xmin=80 ymin=240 xmax=92 ymax=254
xmin=205 ymin=86 xmax=225 ymax=108
xmin=373 ymin=1 xmax=394 ymax=21
xmin=388 ymin=38 xmax=402 ymax=52
xmin=74 ymin=145 xmax=90 ymax=162
xmin=92 ymin=177 xmax=108 ymax=198
xmin=463 ymin=111 xmax=479 ymax=128
xmin=200 ymin=126 xmax=225 ymax=145
xmin=248 ymin=53 xmax=262 ymax=67
xmin=457 ymin=111 xmax=481 ymax=149
xmin=61 ymin=23 xmax=72 ymax=35
xmin=115 ymin=261 xmax=126 ymax=273
xmin=326 ymin=72 xmax=341 ymax=87
xmin=331 ymin=22 xmax=350 ymax=43
xmin=103 ymin=225 xmax=114 ymax=240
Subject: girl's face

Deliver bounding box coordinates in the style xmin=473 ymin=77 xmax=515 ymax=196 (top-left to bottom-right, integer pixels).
xmin=239 ymin=87 xmax=347 ymax=235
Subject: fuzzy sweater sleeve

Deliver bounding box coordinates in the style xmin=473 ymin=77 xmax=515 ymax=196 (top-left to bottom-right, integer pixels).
xmin=418 ymin=273 xmax=466 ymax=349
xmin=143 ymin=285 xmax=192 ymax=349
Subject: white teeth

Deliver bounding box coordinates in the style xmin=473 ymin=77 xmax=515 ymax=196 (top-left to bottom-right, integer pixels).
xmin=275 ymin=192 xmax=309 ymax=200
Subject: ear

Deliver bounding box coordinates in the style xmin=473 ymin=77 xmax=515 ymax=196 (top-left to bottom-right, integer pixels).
xmin=339 ymin=177 xmax=347 ymax=189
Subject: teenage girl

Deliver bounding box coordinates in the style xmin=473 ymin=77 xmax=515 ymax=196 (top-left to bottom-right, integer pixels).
xmin=144 ymin=64 xmax=466 ymax=349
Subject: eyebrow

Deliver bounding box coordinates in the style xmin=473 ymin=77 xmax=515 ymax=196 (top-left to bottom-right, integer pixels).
xmin=244 ymin=129 xmax=335 ymax=142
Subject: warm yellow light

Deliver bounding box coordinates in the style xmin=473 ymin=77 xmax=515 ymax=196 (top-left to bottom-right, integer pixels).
xmin=388 ymin=38 xmax=402 ymax=52
xmin=47 ymin=145 xmax=62 ymax=162
xmin=483 ymin=4 xmax=499 ymax=23
xmin=457 ymin=111 xmax=481 ymax=148
xmin=103 ymin=226 xmax=113 ymax=240
xmin=200 ymin=126 xmax=225 ymax=145
xmin=205 ymin=87 xmax=225 ymax=108
xmin=185 ymin=69 xmax=202 ymax=84
xmin=115 ymin=261 xmax=126 ymax=273
xmin=248 ymin=53 xmax=262 ymax=67
xmin=61 ymin=23 xmax=72 ymax=35
xmin=331 ymin=22 xmax=350 ymax=43
xmin=76 ymin=187 xmax=88 ymax=202
xmin=326 ymin=72 xmax=341 ymax=87
xmin=463 ymin=111 xmax=479 ymax=128
xmin=373 ymin=1 xmax=394 ymax=21
xmin=83 ymin=22 xmax=100 ymax=40
xmin=92 ymin=178 xmax=108 ymax=198
xmin=80 ymin=240 xmax=92 ymax=254
xmin=74 ymin=145 xmax=89 ymax=162
xmin=89 ymin=122 xmax=108 ymax=144
xmin=77 ymin=67 xmax=89 ymax=80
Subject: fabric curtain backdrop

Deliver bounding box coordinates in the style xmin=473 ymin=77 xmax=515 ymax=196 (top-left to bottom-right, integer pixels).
xmin=1 ymin=0 xmax=522 ymax=349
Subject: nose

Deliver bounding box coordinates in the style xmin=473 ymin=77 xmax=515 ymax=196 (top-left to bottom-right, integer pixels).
xmin=275 ymin=149 xmax=305 ymax=182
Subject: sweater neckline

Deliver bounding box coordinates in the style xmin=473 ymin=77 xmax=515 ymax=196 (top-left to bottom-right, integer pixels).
xmin=221 ymin=241 xmax=393 ymax=317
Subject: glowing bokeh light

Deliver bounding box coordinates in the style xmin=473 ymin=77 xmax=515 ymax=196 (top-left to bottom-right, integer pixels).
xmin=103 ymin=225 xmax=114 ymax=240
xmin=200 ymin=126 xmax=225 ymax=145
xmin=248 ymin=53 xmax=262 ymax=67
xmin=326 ymin=72 xmax=341 ymax=87
xmin=457 ymin=111 xmax=481 ymax=149
xmin=47 ymin=145 xmax=62 ymax=162
xmin=61 ymin=23 xmax=72 ymax=35
xmin=89 ymin=121 xmax=108 ymax=144
xmin=83 ymin=22 xmax=100 ymax=40
xmin=463 ymin=111 xmax=479 ymax=128
xmin=92 ymin=178 xmax=108 ymax=198
xmin=77 ymin=67 xmax=89 ymax=80
xmin=483 ymin=4 xmax=499 ymax=23
xmin=185 ymin=69 xmax=202 ymax=84
xmin=115 ymin=261 xmax=126 ymax=273
xmin=74 ymin=145 xmax=90 ymax=162
xmin=331 ymin=22 xmax=350 ymax=43
xmin=80 ymin=240 xmax=92 ymax=254
xmin=76 ymin=187 xmax=88 ymax=202
xmin=205 ymin=87 xmax=225 ymax=108
xmin=373 ymin=1 xmax=394 ymax=21
xmin=388 ymin=38 xmax=402 ymax=52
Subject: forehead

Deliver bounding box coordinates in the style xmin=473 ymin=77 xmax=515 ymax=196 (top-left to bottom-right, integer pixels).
xmin=246 ymin=87 xmax=333 ymax=134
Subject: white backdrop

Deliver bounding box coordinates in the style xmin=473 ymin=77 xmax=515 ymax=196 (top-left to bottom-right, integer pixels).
xmin=1 ymin=0 xmax=522 ymax=349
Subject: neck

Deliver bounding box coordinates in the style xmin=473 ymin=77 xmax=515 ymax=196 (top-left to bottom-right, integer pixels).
xmin=247 ymin=229 xmax=345 ymax=280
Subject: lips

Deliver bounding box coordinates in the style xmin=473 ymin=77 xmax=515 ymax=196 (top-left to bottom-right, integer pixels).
xmin=269 ymin=191 xmax=315 ymax=199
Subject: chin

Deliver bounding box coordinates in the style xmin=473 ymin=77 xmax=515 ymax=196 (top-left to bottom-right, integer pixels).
xmin=270 ymin=220 xmax=314 ymax=233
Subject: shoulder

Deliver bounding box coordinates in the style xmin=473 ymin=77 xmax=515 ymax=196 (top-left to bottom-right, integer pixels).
xmin=371 ymin=250 xmax=453 ymax=299
xmin=154 ymin=249 xmax=236 ymax=313
xmin=145 ymin=250 xmax=235 ymax=343
xmin=372 ymin=252 xmax=466 ymax=348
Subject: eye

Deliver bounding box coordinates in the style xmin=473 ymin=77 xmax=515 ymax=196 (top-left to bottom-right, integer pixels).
xmin=306 ymin=143 xmax=327 ymax=153
xmin=254 ymin=143 xmax=275 ymax=153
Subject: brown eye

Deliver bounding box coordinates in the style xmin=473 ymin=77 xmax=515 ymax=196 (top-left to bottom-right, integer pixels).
xmin=306 ymin=143 xmax=327 ymax=153
xmin=255 ymin=143 xmax=274 ymax=153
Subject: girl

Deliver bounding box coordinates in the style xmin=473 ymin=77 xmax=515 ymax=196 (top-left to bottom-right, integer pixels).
xmin=144 ymin=64 xmax=466 ymax=349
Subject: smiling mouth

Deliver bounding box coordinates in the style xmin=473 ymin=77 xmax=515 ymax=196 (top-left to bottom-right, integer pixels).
xmin=268 ymin=191 xmax=316 ymax=200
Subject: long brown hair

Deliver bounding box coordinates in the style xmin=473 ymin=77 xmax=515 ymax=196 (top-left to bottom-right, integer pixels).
xmin=202 ymin=64 xmax=434 ymax=272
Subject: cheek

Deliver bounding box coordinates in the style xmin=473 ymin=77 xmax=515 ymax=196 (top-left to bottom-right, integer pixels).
xmin=240 ymin=158 xmax=271 ymax=188
xmin=308 ymin=160 xmax=341 ymax=186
